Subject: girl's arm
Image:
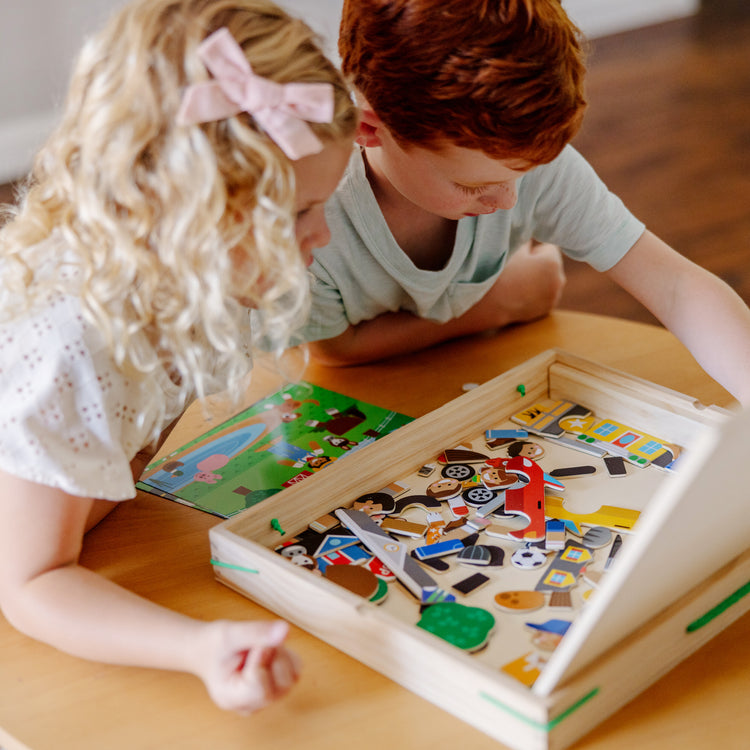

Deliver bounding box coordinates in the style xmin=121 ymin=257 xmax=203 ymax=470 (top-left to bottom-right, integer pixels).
xmin=0 ymin=469 xmax=299 ymax=712
xmin=605 ymin=229 xmax=750 ymax=405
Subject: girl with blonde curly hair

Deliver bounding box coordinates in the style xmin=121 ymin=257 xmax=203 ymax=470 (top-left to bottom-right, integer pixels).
xmin=0 ymin=0 xmax=356 ymax=712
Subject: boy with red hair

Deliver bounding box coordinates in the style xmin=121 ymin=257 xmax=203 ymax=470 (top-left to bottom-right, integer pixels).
xmin=302 ymin=0 xmax=750 ymax=405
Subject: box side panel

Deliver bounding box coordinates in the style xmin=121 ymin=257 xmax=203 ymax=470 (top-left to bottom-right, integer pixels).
xmin=548 ymin=350 xmax=725 ymax=416
xmin=548 ymin=361 xmax=729 ymax=445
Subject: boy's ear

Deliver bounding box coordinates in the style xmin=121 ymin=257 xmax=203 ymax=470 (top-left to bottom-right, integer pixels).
xmin=356 ymin=105 xmax=384 ymax=148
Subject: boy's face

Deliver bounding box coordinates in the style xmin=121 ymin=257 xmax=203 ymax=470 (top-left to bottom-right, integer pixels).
xmin=364 ymin=123 xmax=531 ymax=221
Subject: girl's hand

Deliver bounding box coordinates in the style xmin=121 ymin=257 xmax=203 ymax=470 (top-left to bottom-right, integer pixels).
xmin=197 ymin=619 xmax=301 ymax=713
xmin=0 ymin=471 xmax=300 ymax=710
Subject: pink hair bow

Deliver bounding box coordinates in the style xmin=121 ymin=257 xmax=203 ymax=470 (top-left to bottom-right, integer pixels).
xmin=177 ymin=27 xmax=335 ymax=160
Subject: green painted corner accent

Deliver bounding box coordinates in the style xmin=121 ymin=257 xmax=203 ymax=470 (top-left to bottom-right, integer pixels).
xmin=479 ymin=687 xmax=599 ymax=731
xmin=210 ymin=559 xmax=260 ymax=575
xmin=686 ymin=580 xmax=750 ymax=633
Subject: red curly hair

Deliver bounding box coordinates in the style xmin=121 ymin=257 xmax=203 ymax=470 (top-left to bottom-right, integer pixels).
xmin=340 ymin=0 xmax=588 ymax=164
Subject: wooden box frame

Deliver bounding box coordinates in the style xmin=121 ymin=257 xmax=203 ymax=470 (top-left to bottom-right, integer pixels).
xmin=209 ymin=350 xmax=750 ymax=750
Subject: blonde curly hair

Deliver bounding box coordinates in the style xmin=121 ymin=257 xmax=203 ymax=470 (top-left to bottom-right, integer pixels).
xmin=0 ymin=0 xmax=356 ymax=407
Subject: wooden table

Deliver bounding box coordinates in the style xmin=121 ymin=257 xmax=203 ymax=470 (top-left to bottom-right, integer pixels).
xmin=1 ymin=311 xmax=746 ymax=750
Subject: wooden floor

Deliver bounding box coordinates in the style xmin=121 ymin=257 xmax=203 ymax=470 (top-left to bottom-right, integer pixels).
xmin=0 ymin=178 xmax=15 ymax=207
xmin=1 ymin=3 xmax=748 ymax=328
xmin=565 ymin=1 xmax=750 ymax=325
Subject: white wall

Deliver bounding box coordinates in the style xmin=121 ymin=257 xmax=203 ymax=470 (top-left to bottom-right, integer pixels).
xmin=0 ymin=0 xmax=698 ymax=184
xmin=0 ymin=0 xmax=124 ymax=183
xmin=278 ymin=0 xmax=342 ymax=61
xmin=563 ymin=0 xmax=699 ymax=38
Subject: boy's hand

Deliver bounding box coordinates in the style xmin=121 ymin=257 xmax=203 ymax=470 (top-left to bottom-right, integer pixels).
xmin=197 ymin=619 xmax=300 ymax=713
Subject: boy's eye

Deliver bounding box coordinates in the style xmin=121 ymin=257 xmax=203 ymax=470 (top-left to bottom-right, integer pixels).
xmin=455 ymin=183 xmax=487 ymax=195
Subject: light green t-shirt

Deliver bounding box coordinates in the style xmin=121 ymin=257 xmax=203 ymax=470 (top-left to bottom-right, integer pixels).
xmin=301 ymin=145 xmax=645 ymax=342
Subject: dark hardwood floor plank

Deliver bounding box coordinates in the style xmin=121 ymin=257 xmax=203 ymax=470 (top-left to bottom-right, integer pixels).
xmin=565 ymin=4 xmax=750 ymax=325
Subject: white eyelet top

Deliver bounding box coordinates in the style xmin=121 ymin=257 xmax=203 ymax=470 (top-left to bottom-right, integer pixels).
xmin=0 ymin=291 xmax=185 ymax=500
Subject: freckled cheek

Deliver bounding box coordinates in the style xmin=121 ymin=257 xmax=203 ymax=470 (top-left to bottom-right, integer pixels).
xmin=424 ymin=188 xmax=468 ymax=214
xmin=479 ymin=183 xmax=518 ymax=210
xmin=427 ymin=197 xmax=460 ymax=216
xmin=397 ymin=170 xmax=453 ymax=210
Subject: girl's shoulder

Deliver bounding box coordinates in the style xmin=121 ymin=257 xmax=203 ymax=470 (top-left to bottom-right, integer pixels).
xmin=0 ymin=293 xmax=178 ymax=500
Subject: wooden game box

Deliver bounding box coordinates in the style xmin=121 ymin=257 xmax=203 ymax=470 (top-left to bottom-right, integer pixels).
xmin=209 ymin=350 xmax=750 ymax=750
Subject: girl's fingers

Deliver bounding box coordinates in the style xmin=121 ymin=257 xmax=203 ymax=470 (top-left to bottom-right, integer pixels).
xmin=243 ymin=646 xmax=297 ymax=701
xmin=270 ymin=647 xmax=300 ymax=694
xmin=240 ymin=621 xmax=297 ymax=703
xmin=204 ymin=620 xmax=299 ymax=712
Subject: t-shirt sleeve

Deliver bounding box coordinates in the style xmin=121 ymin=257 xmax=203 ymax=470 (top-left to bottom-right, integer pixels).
xmin=525 ymin=146 xmax=646 ymax=272
xmin=299 ymin=256 xmax=353 ymax=343
xmin=0 ymin=295 xmax=158 ymax=500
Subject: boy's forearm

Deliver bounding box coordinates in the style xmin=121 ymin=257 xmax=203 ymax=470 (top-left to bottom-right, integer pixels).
xmin=307 ymin=309 xmax=483 ymax=366
xmin=309 ymin=243 xmax=565 ymax=366
xmin=665 ymin=269 xmax=750 ymax=405
xmin=607 ymin=230 xmax=750 ymax=405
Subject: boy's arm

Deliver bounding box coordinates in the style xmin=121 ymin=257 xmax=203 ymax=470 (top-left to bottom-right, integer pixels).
xmin=308 ymin=309 xmax=483 ymax=365
xmin=309 ymin=241 xmax=564 ymax=366
xmin=605 ymin=229 xmax=750 ymax=405
xmin=0 ymin=470 xmax=298 ymax=712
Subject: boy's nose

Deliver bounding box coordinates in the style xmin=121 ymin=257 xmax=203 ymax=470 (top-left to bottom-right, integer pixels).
xmin=479 ymin=181 xmax=518 ymax=211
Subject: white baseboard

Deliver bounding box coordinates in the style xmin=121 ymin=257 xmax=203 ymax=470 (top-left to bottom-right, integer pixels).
xmin=564 ymin=0 xmax=700 ymax=38
xmin=0 ymin=111 xmax=57 ymax=184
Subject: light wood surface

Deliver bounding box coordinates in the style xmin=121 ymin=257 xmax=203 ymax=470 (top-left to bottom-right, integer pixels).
xmin=0 ymin=311 xmax=746 ymax=750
